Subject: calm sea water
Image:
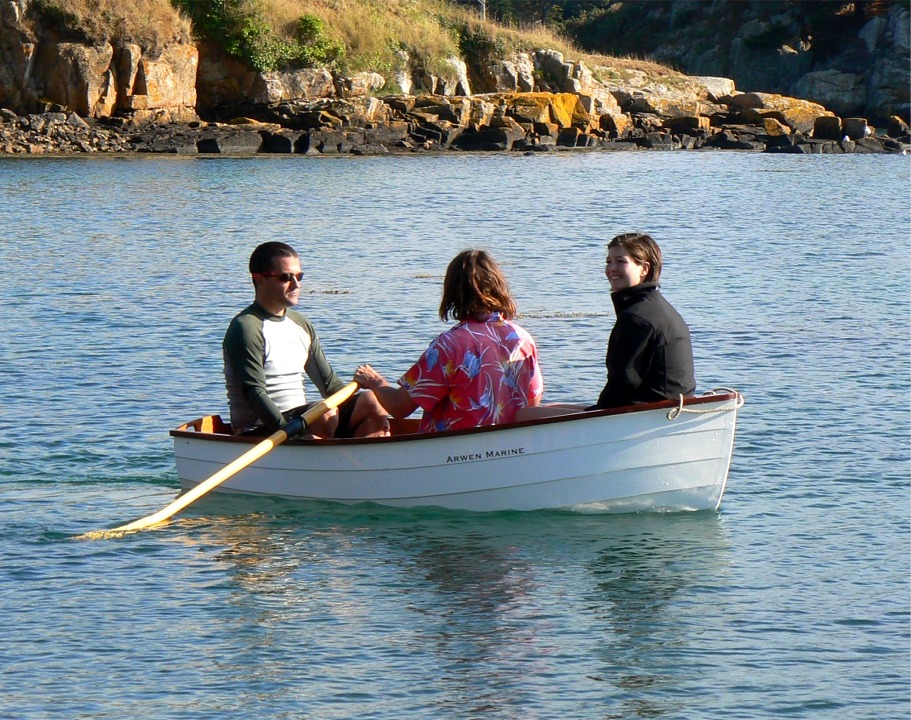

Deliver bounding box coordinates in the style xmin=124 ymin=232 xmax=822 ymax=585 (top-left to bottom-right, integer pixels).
xmin=1 ymin=151 xmax=909 ymax=719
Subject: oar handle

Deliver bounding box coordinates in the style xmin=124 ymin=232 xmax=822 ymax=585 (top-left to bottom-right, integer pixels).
xmin=78 ymin=382 xmax=359 ymax=539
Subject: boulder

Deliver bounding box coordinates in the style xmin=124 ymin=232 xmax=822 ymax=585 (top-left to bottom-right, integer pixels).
xmin=793 ymin=70 xmax=867 ymax=118
xmin=600 ymin=113 xmax=632 ymax=138
xmin=452 ymin=125 xmax=519 ymax=152
xmin=729 ymin=92 xmax=834 ymax=134
xmin=467 ymin=97 xmax=496 ymax=128
xmin=628 ymin=94 xmax=713 ymax=118
xmin=503 ymin=93 xmax=551 ymax=124
xmin=812 ymin=115 xmax=842 ymax=141
xmin=483 ymin=53 xmax=535 ymax=94
xmin=867 ymin=56 xmax=911 ymax=121
xmin=792 ymin=139 xmax=845 ymax=154
xmin=413 ymin=97 xmax=471 ymax=126
xmin=391 ymin=49 xmax=412 ymax=95
xmin=307 ymin=128 xmax=359 ymax=154
xmin=764 ymin=117 xmax=792 ymax=136
xmin=534 ymin=49 xmax=570 ymax=88
xmin=693 ymin=76 xmax=736 ymax=101
xmin=888 ymin=115 xmax=910 ymax=138
xmin=859 ymin=15 xmax=888 ymax=55
xmin=663 ymin=115 xmax=710 ymax=134
xmin=440 ymin=56 xmax=471 ymax=97
xmin=557 ymin=126 xmax=584 ymax=147
xmin=495 ymin=92 xmax=584 ymax=129
xmin=252 ymin=68 xmax=334 ymax=104
xmin=637 ymin=131 xmax=677 ymax=150
xmin=842 ymin=117 xmax=870 ymax=140
xmin=196 ymin=128 xmax=263 ymax=154
xmin=336 ymin=71 xmax=385 ymax=99
xmin=364 ymin=121 xmax=410 ymax=147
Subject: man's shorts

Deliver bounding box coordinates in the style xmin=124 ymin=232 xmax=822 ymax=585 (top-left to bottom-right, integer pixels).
xmin=285 ymin=392 xmax=360 ymax=438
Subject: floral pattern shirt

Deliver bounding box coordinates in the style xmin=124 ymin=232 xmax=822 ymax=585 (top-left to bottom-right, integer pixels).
xmin=399 ymin=313 xmax=543 ymax=433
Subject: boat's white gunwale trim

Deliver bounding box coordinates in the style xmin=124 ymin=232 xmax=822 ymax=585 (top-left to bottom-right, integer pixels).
xmin=171 ymin=391 xmax=742 ymax=445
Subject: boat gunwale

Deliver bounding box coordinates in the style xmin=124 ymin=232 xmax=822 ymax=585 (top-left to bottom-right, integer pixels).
xmin=170 ymin=390 xmax=742 ymax=446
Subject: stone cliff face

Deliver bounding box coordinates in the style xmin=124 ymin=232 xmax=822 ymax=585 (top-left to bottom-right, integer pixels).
xmin=0 ymin=1 xmax=198 ymax=122
xmin=568 ymin=0 xmax=910 ymax=123
xmin=0 ymin=0 xmax=908 ymax=155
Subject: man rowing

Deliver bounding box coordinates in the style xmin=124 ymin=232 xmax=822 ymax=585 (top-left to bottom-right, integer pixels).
xmin=223 ymin=241 xmax=389 ymax=438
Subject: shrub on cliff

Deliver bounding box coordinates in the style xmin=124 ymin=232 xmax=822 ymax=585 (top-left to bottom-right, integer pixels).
xmin=171 ymin=0 xmax=344 ymax=71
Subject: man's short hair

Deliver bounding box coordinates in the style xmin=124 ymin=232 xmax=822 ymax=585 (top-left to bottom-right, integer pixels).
xmin=249 ymin=242 xmax=298 ymax=274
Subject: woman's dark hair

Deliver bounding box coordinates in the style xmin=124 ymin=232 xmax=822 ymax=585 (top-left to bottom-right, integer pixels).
xmin=607 ymin=233 xmax=662 ymax=283
xmin=439 ymin=249 xmax=517 ymax=322
xmin=249 ymin=242 xmax=298 ymax=275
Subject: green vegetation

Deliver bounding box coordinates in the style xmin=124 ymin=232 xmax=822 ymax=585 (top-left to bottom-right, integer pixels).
xmin=19 ymin=0 xmax=691 ymax=86
xmin=171 ymin=1 xmax=344 ymax=71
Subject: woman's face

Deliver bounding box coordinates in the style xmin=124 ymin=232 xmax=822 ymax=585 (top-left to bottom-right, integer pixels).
xmin=605 ymin=246 xmax=650 ymax=292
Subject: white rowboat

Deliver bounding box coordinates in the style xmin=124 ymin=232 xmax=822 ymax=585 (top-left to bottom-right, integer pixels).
xmin=171 ymin=389 xmax=743 ymax=514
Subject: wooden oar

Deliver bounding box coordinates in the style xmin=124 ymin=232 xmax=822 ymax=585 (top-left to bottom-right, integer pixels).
xmin=79 ymin=382 xmax=359 ymax=540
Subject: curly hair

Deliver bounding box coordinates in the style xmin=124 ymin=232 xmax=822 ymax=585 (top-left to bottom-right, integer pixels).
xmin=439 ymin=249 xmax=517 ymax=322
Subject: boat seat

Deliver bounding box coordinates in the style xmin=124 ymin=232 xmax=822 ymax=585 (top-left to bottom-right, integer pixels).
xmin=180 ymin=415 xmax=232 ymax=434
xmin=389 ymin=417 xmax=422 ymax=436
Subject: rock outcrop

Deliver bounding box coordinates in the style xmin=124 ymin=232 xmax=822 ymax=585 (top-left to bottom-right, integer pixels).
xmin=0 ymin=1 xmax=198 ymax=122
xmin=3 ymin=84 xmax=907 ymax=156
xmin=579 ymin=0 xmax=910 ymax=125
xmin=0 ymin=0 xmax=907 ymax=156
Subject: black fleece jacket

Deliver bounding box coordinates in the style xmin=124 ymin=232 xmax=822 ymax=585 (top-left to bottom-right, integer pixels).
xmin=594 ymin=282 xmax=696 ymax=409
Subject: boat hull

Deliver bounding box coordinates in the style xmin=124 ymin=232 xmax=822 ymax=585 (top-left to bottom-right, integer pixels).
xmin=171 ymin=391 xmax=742 ymax=514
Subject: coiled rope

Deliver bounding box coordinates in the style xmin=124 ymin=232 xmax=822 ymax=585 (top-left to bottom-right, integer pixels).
xmin=667 ymin=387 xmax=744 ymax=420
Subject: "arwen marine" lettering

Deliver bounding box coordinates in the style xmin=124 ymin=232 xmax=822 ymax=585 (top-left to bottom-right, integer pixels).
xmin=446 ymin=447 xmax=525 ymax=464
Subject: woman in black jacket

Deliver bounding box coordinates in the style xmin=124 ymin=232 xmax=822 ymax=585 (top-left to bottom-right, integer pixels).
xmin=593 ymin=232 xmax=696 ymax=409
xmin=516 ymin=232 xmax=695 ymax=421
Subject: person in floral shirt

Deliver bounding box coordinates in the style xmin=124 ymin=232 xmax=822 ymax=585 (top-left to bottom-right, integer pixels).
xmin=354 ymin=249 xmax=543 ymax=432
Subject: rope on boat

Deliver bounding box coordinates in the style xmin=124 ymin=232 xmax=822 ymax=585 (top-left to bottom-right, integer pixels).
xmin=667 ymin=387 xmax=744 ymax=420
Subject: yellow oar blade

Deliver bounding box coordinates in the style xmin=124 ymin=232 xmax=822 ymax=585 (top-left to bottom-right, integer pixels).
xmin=78 ymin=382 xmax=358 ymax=540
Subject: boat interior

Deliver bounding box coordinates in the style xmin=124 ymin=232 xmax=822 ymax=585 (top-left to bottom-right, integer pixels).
xmin=175 ymin=415 xmax=423 ymax=438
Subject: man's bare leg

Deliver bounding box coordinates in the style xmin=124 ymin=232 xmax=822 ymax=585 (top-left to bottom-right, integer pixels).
xmin=348 ymin=391 xmax=391 ymax=437
xmin=301 ymin=406 xmax=339 ymax=439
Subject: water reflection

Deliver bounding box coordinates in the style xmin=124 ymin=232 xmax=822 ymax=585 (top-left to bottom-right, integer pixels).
xmin=581 ymin=514 xmax=732 ymax=718
xmin=386 ymin=524 xmax=539 ymax=717
xmin=183 ymin=499 xmax=733 ymax=717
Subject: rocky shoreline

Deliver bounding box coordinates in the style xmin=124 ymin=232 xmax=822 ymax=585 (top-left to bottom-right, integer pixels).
xmin=3 ymin=0 xmax=908 ymax=158
xmin=3 ymin=0 xmax=909 ymax=158
xmin=3 ymin=93 xmax=909 ymax=157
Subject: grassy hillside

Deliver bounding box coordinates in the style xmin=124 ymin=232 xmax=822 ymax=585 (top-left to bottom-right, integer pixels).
xmin=27 ymin=0 xmax=192 ymax=52
xmin=26 ymin=0 xmax=685 ymax=85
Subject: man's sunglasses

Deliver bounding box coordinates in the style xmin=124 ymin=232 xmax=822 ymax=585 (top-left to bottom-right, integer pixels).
xmin=260 ymin=272 xmax=304 ymax=283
